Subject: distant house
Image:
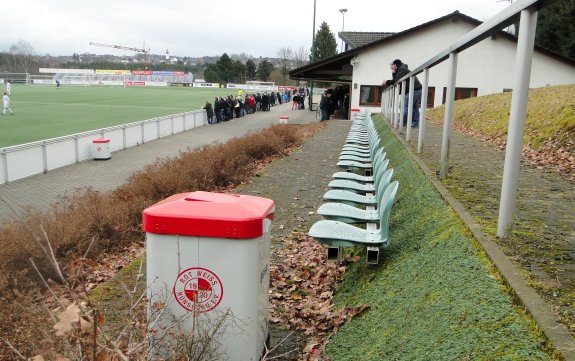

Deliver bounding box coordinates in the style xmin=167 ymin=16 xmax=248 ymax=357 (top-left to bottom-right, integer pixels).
xmin=291 ymin=11 xmax=575 ymax=112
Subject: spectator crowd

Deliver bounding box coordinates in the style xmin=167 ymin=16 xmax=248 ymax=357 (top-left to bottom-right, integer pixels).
xmin=201 ymin=85 xmax=349 ymax=125
xmin=203 ymin=89 xmax=296 ymax=126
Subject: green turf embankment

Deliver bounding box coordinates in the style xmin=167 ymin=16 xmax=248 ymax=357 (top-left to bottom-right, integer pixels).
xmin=325 ymin=115 xmax=553 ymax=360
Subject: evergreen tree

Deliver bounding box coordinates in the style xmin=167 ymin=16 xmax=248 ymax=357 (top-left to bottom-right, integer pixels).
xmin=310 ymin=21 xmax=337 ymax=62
xmin=536 ymin=0 xmax=575 ymax=60
xmin=245 ymin=59 xmax=257 ymax=80
xmin=256 ymin=59 xmax=274 ymax=81
xmin=216 ymin=53 xmax=234 ymax=83
xmin=232 ymin=60 xmax=246 ymax=83
xmin=204 ymin=64 xmax=219 ymax=83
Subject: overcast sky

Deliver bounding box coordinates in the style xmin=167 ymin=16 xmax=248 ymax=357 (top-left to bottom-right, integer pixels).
xmin=1 ymin=0 xmax=512 ymax=59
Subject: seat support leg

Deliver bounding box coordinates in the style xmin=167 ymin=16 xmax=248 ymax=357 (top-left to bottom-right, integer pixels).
xmin=366 ymin=246 xmax=379 ymax=264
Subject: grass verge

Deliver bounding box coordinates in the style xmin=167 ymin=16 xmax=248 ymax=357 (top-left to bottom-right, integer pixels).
xmin=325 ymin=115 xmax=555 ymax=360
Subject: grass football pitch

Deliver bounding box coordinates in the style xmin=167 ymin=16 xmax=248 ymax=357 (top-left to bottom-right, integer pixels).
xmin=0 ymin=85 xmax=233 ymax=148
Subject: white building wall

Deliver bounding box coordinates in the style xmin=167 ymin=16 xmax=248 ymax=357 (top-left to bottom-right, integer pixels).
xmin=350 ymin=19 xmax=575 ymax=112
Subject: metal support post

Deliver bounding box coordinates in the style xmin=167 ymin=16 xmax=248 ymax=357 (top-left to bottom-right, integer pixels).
xmin=406 ymin=76 xmax=415 ymax=141
xmin=388 ymin=90 xmax=393 ymax=120
xmin=393 ymin=86 xmax=400 ymax=128
xmin=418 ymin=68 xmax=429 ymax=154
xmin=399 ymin=80 xmax=406 ymax=132
xmin=1 ymin=151 xmax=7 ymax=184
xmin=390 ymin=89 xmax=394 ymax=124
xmin=42 ymin=142 xmax=48 ymax=173
xmin=439 ymin=52 xmax=458 ymax=179
xmin=497 ymin=8 xmax=538 ymax=238
xmin=386 ymin=90 xmax=391 ymax=120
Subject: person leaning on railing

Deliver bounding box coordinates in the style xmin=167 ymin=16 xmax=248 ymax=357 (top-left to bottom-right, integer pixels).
xmin=384 ymin=59 xmax=422 ymax=128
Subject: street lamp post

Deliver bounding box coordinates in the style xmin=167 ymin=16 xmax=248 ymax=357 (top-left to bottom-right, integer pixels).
xmin=309 ymin=0 xmax=317 ymax=111
xmin=339 ymin=8 xmax=348 ymax=53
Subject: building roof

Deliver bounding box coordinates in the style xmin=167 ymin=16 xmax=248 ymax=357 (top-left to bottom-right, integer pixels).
xmin=290 ymin=11 xmax=474 ymax=83
xmin=339 ymin=32 xmax=395 ymax=49
xmin=290 ymin=11 xmax=575 ymax=83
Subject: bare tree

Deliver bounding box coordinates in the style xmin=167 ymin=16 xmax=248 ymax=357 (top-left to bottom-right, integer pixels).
xmin=277 ymin=47 xmax=293 ymax=85
xmin=292 ymin=45 xmax=309 ymax=69
xmin=8 ymin=40 xmax=35 ymax=74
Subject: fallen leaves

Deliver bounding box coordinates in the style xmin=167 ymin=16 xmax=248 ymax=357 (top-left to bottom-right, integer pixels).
xmin=269 ymin=233 xmax=367 ymax=360
xmin=53 ymin=303 xmax=92 ymax=337
xmin=66 ymin=242 xmax=144 ymax=294
xmin=451 ymin=124 xmax=575 ymax=180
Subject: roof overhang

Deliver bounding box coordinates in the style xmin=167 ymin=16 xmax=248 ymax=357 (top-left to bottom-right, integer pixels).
xmin=289 ymin=50 xmax=360 ymax=83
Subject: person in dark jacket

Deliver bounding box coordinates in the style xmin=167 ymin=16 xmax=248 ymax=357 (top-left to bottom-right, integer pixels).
xmin=214 ymin=97 xmax=222 ymax=123
xmin=203 ymin=101 xmax=214 ymax=126
xmin=235 ymin=96 xmax=243 ymax=118
xmin=385 ymin=59 xmax=422 ymax=127
xmin=292 ymin=93 xmax=300 ymax=110
xmin=255 ymin=93 xmax=262 ymax=112
xmin=319 ymin=91 xmax=330 ymax=121
xmin=226 ymin=96 xmax=234 ymax=120
xmin=261 ymin=93 xmax=269 ymax=111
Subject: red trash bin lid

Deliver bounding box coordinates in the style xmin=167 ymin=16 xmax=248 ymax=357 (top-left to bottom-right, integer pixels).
xmin=142 ymin=191 xmax=275 ymax=239
xmin=93 ymin=138 xmax=110 ymax=143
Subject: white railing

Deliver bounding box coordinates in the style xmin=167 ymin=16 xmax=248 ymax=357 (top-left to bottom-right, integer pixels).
xmin=380 ymin=2 xmax=575 ymax=357
xmin=380 ymin=0 xmax=549 ymax=238
xmin=0 ymin=110 xmax=206 ymax=184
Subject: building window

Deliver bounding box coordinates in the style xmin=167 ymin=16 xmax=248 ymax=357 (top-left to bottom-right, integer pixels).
xmin=359 ymin=85 xmax=384 ymax=106
xmin=426 ymin=87 xmax=435 ymax=108
xmin=442 ymin=87 xmax=478 ymax=104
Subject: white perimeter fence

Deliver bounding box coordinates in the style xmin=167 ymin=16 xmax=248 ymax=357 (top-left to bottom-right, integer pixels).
xmin=0 ymin=110 xmax=206 ymax=184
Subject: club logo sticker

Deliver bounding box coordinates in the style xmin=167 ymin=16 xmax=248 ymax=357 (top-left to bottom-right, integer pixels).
xmin=173 ymin=267 xmax=223 ymax=314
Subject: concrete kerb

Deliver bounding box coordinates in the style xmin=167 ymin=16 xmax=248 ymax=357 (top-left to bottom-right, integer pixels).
xmin=386 ymin=118 xmax=575 ymax=360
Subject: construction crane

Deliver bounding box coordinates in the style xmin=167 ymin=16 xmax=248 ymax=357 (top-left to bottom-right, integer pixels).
xmin=89 ymin=42 xmax=150 ymax=69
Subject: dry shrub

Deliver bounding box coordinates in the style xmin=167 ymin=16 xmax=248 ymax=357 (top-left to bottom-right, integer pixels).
xmin=0 ymin=269 xmax=54 ymax=360
xmin=0 ymin=122 xmax=323 ymax=357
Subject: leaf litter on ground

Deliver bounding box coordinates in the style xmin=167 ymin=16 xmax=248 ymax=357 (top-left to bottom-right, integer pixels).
xmin=269 ymin=233 xmax=368 ymax=361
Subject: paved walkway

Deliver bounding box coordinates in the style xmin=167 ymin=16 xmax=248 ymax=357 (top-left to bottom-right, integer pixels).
xmin=406 ymin=122 xmax=575 ymax=291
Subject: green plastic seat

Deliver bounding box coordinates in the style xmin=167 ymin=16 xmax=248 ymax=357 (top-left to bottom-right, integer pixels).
xmin=329 ymin=158 xmax=388 ymax=193
xmin=341 ymin=146 xmax=371 ymax=155
xmin=332 ymin=159 xmax=389 ymax=186
xmin=309 ymin=181 xmax=399 ymax=247
xmin=337 ymin=149 xmax=385 ymax=170
xmin=338 ymin=154 xmax=374 ymax=163
xmin=323 ymin=168 xmax=394 ymax=206
xmin=340 ymin=133 xmax=381 ymax=159
xmin=339 ymin=143 xmax=381 ymax=161
xmin=342 ymin=142 xmax=371 ymax=151
xmin=329 ymin=158 xmax=389 ymax=188
xmin=320 ymin=172 xmax=395 ymax=222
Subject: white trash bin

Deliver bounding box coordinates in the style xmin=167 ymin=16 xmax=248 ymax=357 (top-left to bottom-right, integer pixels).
xmin=92 ymin=138 xmax=111 ymax=160
xmin=143 ymin=191 xmax=275 ymax=360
